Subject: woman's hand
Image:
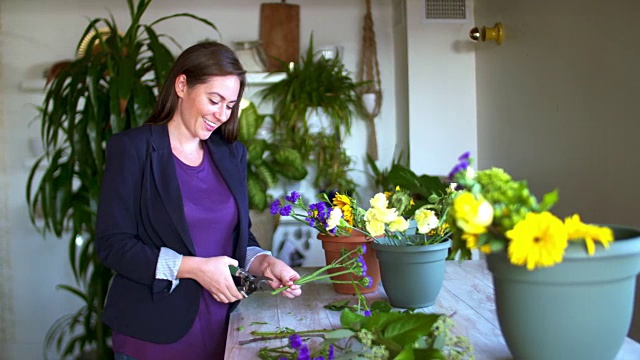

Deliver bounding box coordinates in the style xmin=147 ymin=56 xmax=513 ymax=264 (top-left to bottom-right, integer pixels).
xmin=249 ymin=255 xmax=302 ymax=299
xmin=178 ymin=256 xmax=244 ymax=303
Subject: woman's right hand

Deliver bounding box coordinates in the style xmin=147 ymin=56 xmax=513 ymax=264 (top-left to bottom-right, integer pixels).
xmin=178 ymin=256 xmax=244 ymax=303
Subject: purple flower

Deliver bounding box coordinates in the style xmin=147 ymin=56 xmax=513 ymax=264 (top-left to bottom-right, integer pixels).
xmin=360 ymin=244 xmax=367 ymax=254
xmin=312 ymin=357 xmax=325 ymax=360
xmin=449 ymin=151 xmax=472 ymax=180
xmin=288 ymin=334 xmax=303 ymax=349
xmin=360 ymin=276 xmax=374 ymax=288
xmin=364 ymin=310 xmax=372 ymax=317
xmin=286 ymin=191 xmax=301 ymax=203
xmin=356 ymin=256 xmax=367 ymax=276
xmin=328 ymin=345 xmax=335 ymax=360
xmin=270 ymin=199 xmax=281 ymax=215
xmin=458 ymin=151 xmax=471 ymax=161
xmin=298 ymin=343 xmax=310 ymax=360
xmin=280 ymin=205 xmax=292 ymax=216
xmin=448 ymin=161 xmax=470 ymax=180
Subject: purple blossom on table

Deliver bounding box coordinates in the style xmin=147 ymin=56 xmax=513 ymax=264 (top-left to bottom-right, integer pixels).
xmin=298 ymin=343 xmax=310 ymax=360
xmin=285 ymin=190 xmax=301 ymax=203
xmin=288 ymin=334 xmax=303 ymax=349
xmin=328 ymin=345 xmax=335 ymax=360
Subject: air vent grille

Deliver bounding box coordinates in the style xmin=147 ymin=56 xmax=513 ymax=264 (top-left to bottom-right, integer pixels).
xmin=425 ymin=0 xmax=466 ymax=20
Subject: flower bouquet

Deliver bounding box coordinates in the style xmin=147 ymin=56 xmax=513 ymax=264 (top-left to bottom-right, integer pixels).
xmin=446 ymin=152 xmax=640 ymax=360
xmin=446 ymin=151 xmax=613 ymax=269
xmin=270 ymin=191 xmax=382 ymax=294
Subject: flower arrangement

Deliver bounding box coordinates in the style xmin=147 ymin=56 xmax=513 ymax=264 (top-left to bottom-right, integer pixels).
xmin=245 ymin=302 xmax=473 ymax=360
xmin=447 ymin=152 xmax=614 ymax=270
xmin=270 ymin=189 xmax=454 ymax=246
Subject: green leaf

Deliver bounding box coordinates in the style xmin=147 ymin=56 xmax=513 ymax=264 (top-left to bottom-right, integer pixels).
xmin=324 ymin=299 xmax=352 ymax=311
xmin=323 ymin=328 xmax=355 ymax=340
xmin=539 ymin=188 xmax=559 ymax=211
xmin=340 ymin=308 xmax=365 ymax=330
xmin=370 ymin=300 xmax=393 ymax=313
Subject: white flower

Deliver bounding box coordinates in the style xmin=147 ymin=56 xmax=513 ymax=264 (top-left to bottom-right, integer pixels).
xmin=415 ymin=208 xmax=439 ymax=234
xmin=466 ymin=167 xmax=476 ymax=179
xmin=326 ymin=207 xmax=343 ymax=230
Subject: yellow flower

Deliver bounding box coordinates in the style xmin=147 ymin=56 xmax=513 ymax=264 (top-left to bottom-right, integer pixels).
xmin=414 ymin=208 xmax=439 ymax=234
xmin=388 ymin=216 xmax=409 ymax=232
xmin=365 ymin=207 xmax=398 ymax=224
xmin=332 ymin=193 xmax=353 ymax=226
xmin=326 ymin=207 xmax=343 ymax=231
xmin=452 ymin=192 xmax=494 ymax=234
xmin=564 ymin=214 xmax=614 ymax=255
xmin=369 ymin=193 xmax=389 ymax=210
xmin=462 ymin=233 xmax=491 ymax=254
xmin=366 ymin=218 xmax=386 ymax=237
xmin=506 ymin=212 xmax=568 ymax=270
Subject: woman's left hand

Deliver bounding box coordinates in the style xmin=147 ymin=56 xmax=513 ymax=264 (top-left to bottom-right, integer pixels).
xmin=249 ymin=255 xmax=302 ymax=299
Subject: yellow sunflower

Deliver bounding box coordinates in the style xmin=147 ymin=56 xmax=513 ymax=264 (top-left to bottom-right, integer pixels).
xmin=505 ymin=211 xmax=568 ymax=270
xmin=332 ymin=193 xmax=354 ymax=226
xmin=564 ymin=214 xmax=614 ymax=255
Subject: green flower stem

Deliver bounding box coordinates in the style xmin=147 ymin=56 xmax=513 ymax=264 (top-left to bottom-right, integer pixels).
xmin=271 ymin=247 xmax=363 ymax=295
xmin=250 ymin=329 xmax=332 ymax=337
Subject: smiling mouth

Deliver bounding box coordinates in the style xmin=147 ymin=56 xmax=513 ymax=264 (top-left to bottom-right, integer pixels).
xmin=203 ymin=118 xmax=218 ymax=128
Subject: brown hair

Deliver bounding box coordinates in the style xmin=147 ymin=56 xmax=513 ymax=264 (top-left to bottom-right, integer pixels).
xmin=147 ymin=41 xmax=247 ymax=143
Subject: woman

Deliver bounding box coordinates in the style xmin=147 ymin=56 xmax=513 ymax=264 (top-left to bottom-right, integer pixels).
xmin=96 ymin=41 xmax=301 ymax=360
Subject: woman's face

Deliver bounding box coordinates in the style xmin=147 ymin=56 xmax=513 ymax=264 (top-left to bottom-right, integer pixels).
xmin=173 ymin=74 xmax=241 ymax=140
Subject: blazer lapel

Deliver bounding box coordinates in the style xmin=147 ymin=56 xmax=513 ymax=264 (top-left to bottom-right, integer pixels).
xmin=149 ymin=124 xmax=197 ymax=255
xmin=206 ymin=134 xmax=247 ymax=219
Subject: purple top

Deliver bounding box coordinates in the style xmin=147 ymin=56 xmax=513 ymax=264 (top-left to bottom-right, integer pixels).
xmin=113 ymin=148 xmax=238 ymax=360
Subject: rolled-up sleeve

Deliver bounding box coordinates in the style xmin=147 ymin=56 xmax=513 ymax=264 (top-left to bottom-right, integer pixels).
xmin=156 ymin=247 xmax=183 ymax=292
xmin=245 ymin=246 xmax=272 ymax=270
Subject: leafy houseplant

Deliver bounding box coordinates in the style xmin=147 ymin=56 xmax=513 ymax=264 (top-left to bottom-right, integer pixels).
xmin=237 ymin=99 xmax=307 ymax=211
xmin=25 ymin=0 xmax=218 ymax=358
xmin=258 ymin=35 xmax=366 ymax=193
xmin=446 ymin=152 xmax=640 ymax=360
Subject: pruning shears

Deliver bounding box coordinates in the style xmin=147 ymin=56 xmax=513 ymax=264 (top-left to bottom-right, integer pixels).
xmin=228 ymin=265 xmax=273 ymax=298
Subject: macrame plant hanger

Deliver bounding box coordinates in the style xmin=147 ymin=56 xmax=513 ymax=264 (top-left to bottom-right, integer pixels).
xmin=359 ymin=0 xmax=382 ymax=161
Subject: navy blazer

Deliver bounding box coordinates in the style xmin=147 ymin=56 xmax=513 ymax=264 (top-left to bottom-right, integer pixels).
xmin=96 ymin=123 xmax=260 ymax=344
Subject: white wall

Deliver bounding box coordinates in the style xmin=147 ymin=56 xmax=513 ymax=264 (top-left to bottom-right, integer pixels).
xmin=405 ymin=0 xmax=478 ymax=176
xmin=0 ymin=1 xmax=395 ymax=359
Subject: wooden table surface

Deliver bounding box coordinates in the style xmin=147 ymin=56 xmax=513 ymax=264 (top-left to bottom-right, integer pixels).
xmin=225 ymin=260 xmax=640 ymax=359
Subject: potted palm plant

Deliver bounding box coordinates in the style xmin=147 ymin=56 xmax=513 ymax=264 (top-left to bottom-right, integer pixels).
xmin=258 ymin=34 xmax=366 ymax=194
xmin=25 ymin=1 xmax=218 ymax=358
xmin=238 ymin=99 xmax=307 ymax=249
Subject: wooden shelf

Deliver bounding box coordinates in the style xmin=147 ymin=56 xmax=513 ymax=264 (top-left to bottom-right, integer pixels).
xmin=20 ymin=72 xmax=285 ymax=94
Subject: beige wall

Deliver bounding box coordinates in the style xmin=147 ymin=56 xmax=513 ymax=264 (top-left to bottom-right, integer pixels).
xmin=474 ymin=0 xmax=640 ymax=340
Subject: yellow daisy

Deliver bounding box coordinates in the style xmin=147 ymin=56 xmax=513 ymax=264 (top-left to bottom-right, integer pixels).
xmin=564 ymin=214 xmax=614 ymax=255
xmin=506 ymin=212 xmax=568 ymax=270
xmin=332 ymin=193 xmax=354 ymax=226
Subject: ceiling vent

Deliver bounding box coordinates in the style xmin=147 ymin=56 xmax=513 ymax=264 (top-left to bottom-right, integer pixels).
xmin=423 ymin=0 xmax=468 ymax=22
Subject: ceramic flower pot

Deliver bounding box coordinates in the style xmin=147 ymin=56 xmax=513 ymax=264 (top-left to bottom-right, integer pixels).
xmin=486 ymin=225 xmax=640 ymax=360
xmin=372 ymin=239 xmax=452 ymax=308
xmin=317 ymin=232 xmax=380 ymax=294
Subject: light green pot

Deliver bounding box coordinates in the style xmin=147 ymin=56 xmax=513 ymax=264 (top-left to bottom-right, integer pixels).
xmin=372 ymin=239 xmax=451 ymax=308
xmin=487 ymin=225 xmax=640 ymax=360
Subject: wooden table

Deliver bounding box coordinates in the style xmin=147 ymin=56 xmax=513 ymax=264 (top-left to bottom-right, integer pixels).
xmin=225 ymin=260 xmax=640 ymax=359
